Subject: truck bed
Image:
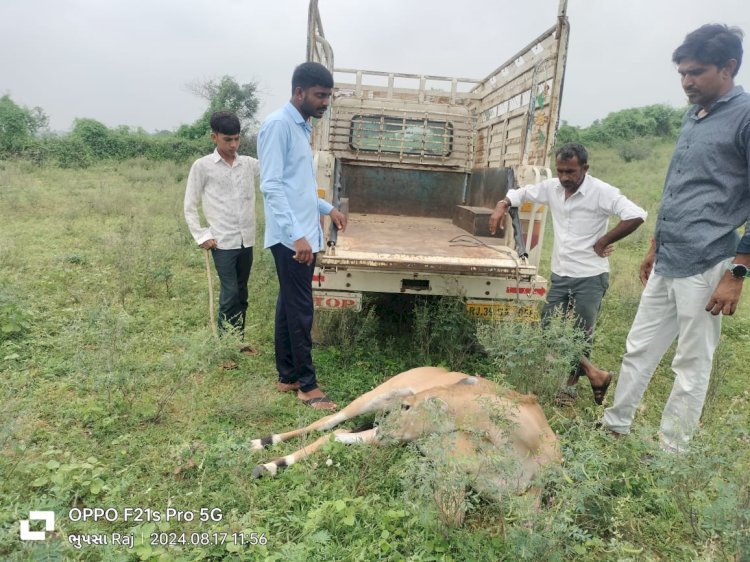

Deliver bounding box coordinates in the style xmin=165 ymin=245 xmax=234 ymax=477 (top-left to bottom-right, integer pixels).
xmin=321 ymin=213 xmax=537 ymax=277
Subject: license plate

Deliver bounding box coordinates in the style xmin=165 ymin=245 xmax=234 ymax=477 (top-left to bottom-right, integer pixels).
xmin=313 ymin=290 xmax=362 ymax=311
xmin=466 ymin=301 xmax=539 ymax=321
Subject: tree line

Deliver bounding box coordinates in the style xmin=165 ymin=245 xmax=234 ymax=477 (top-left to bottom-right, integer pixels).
xmin=0 ymin=76 xmax=259 ymax=168
xmin=556 ymin=104 xmax=687 ymax=162
xmin=1 ymin=84 xmax=687 ymax=167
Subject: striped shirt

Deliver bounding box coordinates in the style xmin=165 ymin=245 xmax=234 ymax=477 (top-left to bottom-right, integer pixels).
xmin=655 ymin=85 xmax=750 ymax=277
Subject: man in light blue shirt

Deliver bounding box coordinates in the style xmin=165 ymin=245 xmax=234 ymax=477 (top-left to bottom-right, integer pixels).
xmin=258 ymin=62 xmax=346 ymax=410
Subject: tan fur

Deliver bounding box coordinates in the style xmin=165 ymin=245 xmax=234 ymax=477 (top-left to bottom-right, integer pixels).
xmin=250 ymin=367 xmax=467 ymax=450
xmin=251 ymin=367 xmax=561 ymax=524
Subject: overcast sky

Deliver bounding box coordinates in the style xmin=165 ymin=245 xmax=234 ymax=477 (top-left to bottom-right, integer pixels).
xmin=2 ymin=0 xmax=749 ymax=133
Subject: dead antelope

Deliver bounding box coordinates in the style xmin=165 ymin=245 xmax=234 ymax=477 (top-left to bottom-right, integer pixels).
xmin=251 ymin=367 xmax=560 ymax=523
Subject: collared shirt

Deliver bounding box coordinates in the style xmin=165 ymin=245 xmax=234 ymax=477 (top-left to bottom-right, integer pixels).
xmin=507 ymin=175 xmax=647 ymax=277
xmin=655 ymin=85 xmax=750 ymax=277
xmin=258 ymin=102 xmax=334 ymax=252
xmin=183 ymin=149 xmax=259 ymax=249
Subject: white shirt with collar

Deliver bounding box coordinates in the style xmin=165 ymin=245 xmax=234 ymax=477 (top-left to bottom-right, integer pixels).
xmin=183 ymin=149 xmax=259 ymax=250
xmin=506 ymin=175 xmax=647 ymax=277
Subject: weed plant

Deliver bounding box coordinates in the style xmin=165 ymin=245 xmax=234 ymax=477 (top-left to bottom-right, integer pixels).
xmin=476 ymin=309 xmax=589 ymax=403
xmin=0 ymin=289 xmax=30 ymax=343
xmin=412 ymin=295 xmax=481 ymax=370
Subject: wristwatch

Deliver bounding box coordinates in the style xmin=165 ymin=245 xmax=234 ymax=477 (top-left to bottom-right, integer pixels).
xmin=727 ymin=263 xmax=750 ymax=279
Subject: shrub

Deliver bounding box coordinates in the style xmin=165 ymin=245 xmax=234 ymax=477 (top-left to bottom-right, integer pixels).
xmin=617 ymin=139 xmax=653 ymax=162
xmin=412 ymin=295 xmax=479 ymax=369
xmin=71 ymin=118 xmax=115 ymax=158
xmin=0 ymin=292 xmax=30 ymax=342
xmin=312 ymin=299 xmax=380 ymax=359
xmin=555 ymin=122 xmax=581 ymax=145
xmin=555 ymin=104 xmax=687 ymax=152
xmin=143 ymin=135 xmax=210 ymax=161
xmin=476 ymin=309 xmax=588 ymax=403
xmin=50 ymin=136 xmax=93 ymax=168
xmin=0 ymin=95 xmax=48 ymax=156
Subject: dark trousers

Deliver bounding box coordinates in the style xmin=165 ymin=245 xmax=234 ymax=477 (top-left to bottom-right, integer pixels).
xmin=211 ymin=246 xmax=253 ymax=334
xmin=542 ymin=272 xmax=609 ymax=379
xmin=270 ymin=243 xmax=318 ymax=392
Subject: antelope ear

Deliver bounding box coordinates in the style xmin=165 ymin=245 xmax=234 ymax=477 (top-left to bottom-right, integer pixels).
xmin=424 ymin=396 xmax=450 ymax=413
xmin=456 ymin=377 xmax=478 ymax=385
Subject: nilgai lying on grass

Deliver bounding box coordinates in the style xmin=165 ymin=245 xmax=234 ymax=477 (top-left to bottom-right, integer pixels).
xmin=251 ymin=367 xmax=561 ymax=526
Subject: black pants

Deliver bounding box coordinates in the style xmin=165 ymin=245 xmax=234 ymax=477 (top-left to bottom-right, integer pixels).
xmin=270 ymin=243 xmax=318 ymax=392
xmin=211 ymin=246 xmax=253 ymax=334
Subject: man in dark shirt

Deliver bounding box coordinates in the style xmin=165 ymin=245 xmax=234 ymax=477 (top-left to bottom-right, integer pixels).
xmin=602 ymin=24 xmax=750 ymax=452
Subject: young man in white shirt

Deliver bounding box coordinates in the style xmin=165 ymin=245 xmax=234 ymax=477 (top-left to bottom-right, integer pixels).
xmin=489 ymin=143 xmax=647 ymax=405
xmin=184 ymin=111 xmax=259 ymax=349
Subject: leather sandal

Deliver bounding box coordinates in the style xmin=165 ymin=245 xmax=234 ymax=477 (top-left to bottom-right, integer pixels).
xmin=276 ymin=381 xmax=301 ymax=393
xmin=590 ymin=372 xmax=614 ymax=405
xmin=301 ymin=395 xmax=337 ymax=411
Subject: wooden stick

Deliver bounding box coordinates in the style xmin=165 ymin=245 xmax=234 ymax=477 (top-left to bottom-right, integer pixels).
xmin=204 ymin=249 xmax=218 ymax=337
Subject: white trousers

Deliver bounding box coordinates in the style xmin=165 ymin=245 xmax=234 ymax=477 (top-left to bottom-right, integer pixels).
xmin=602 ymin=260 xmax=728 ymax=452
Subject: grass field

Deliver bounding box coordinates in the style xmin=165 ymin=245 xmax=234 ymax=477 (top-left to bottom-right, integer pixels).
xmin=1 ymin=143 xmax=748 ymax=561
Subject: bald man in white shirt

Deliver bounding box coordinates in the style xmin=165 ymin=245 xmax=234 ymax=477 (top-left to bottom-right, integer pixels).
xmin=489 ymin=143 xmax=647 ymax=406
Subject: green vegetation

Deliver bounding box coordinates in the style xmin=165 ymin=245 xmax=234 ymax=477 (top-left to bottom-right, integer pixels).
xmin=557 ymin=104 xmax=686 ymax=146
xmin=0 ymin=76 xmax=258 ymax=168
xmin=557 ymin=104 xmax=687 ymax=164
xmin=477 ymin=309 xmax=589 ymax=404
xmin=1 ymin=140 xmax=749 ymax=560
xmin=177 ymin=76 xmax=260 ymax=148
xmin=0 ymin=95 xmax=48 ymax=156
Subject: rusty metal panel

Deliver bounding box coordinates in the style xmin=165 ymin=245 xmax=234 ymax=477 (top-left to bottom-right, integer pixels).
xmin=468 ymin=15 xmax=569 ymax=168
xmin=342 ymin=164 xmax=466 ymax=218
xmin=333 ymin=68 xmax=482 ymax=105
xmin=465 ymin=167 xmax=513 ymax=209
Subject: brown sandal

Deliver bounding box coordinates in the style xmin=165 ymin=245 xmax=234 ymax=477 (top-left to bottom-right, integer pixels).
xmin=301 ymin=395 xmax=337 ymax=411
xmin=276 ymin=381 xmax=301 ymax=393
xmin=240 ymin=345 xmax=260 ymax=356
xmin=590 ymin=372 xmax=613 ymax=405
